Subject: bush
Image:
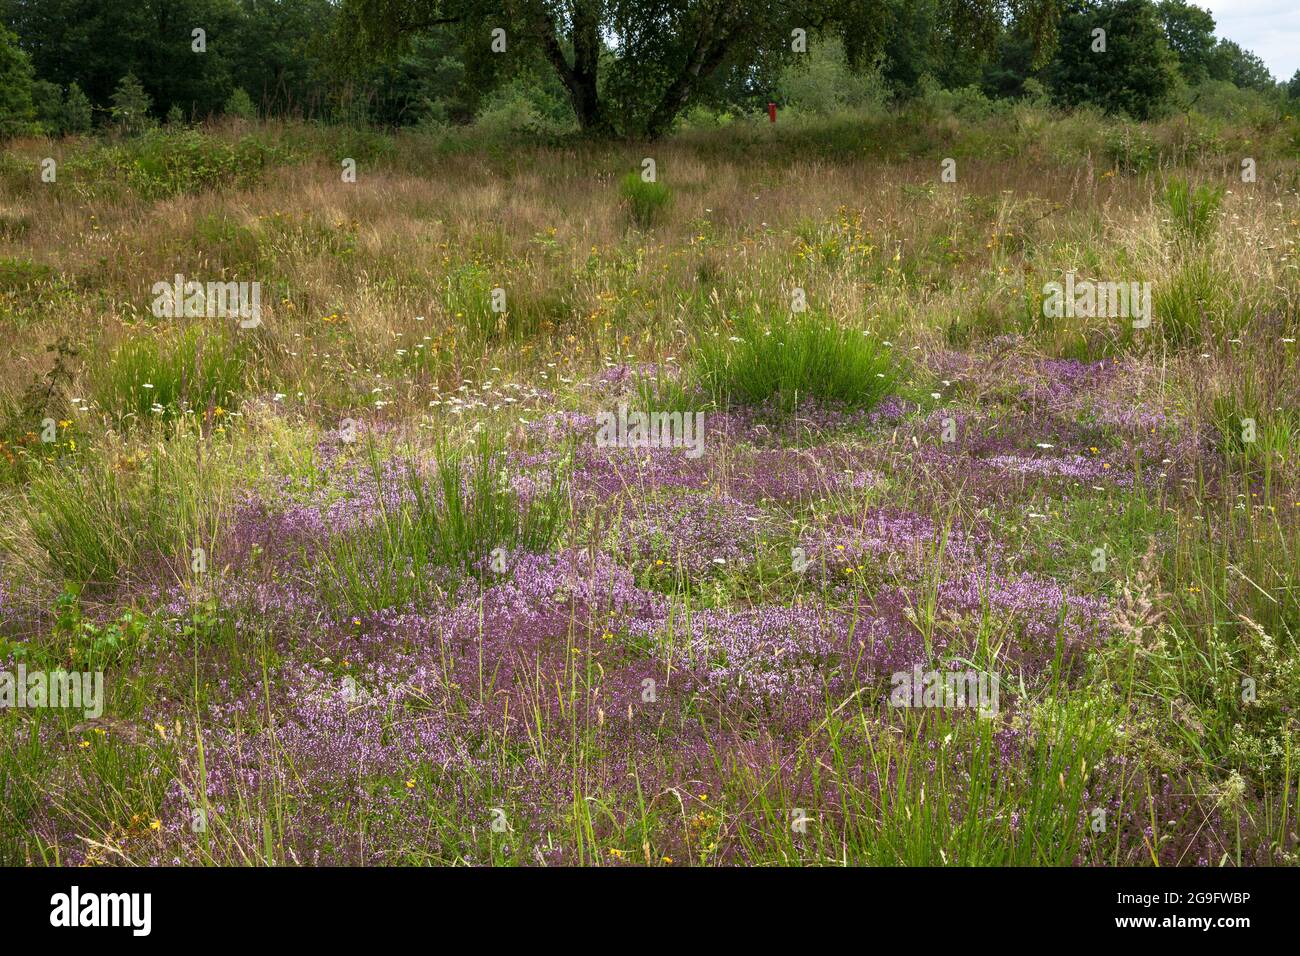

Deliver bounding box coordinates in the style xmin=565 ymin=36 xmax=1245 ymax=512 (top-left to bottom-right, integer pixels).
xmin=694 ymin=308 xmax=898 ymax=413
xmin=917 ymin=76 xmax=1007 ymax=121
xmin=0 ymin=256 xmax=55 ymax=290
xmin=677 ymin=105 xmax=735 ymax=130
xmin=1183 ymin=79 xmax=1280 ymax=125
xmin=472 ymin=76 xmax=575 ymax=137
xmin=619 ymin=172 xmax=672 ymax=229
xmin=1103 ymin=120 xmax=1159 ymax=172
xmin=224 ymin=87 xmax=256 ymax=121
xmin=89 ymin=128 xmax=297 ymax=198
xmin=110 ymin=72 xmax=154 ymax=135
xmin=777 ymin=38 xmax=889 ymax=117
xmin=62 ymin=83 xmax=92 ymax=134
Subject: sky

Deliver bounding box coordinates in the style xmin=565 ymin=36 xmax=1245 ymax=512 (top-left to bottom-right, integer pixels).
xmin=1201 ymin=0 xmax=1299 ymax=81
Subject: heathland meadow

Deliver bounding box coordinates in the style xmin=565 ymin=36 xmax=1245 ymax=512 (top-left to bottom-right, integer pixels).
xmin=0 ymin=103 xmax=1297 ymax=866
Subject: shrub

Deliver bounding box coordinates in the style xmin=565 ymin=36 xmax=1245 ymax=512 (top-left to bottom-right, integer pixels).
xmin=110 ymin=72 xmax=154 ymax=135
xmin=472 ymin=76 xmax=575 ymax=137
xmin=677 ymin=105 xmax=735 ymax=130
xmin=918 ymin=77 xmax=1007 ymax=122
xmin=62 ymin=82 xmax=92 ymax=134
xmin=619 ymin=172 xmax=672 ymax=229
xmin=224 ymin=87 xmax=256 ymax=121
xmin=777 ymin=38 xmax=889 ymax=117
xmin=1103 ymin=121 xmax=1159 ymax=172
xmin=95 ymin=128 xmax=296 ymax=198
xmin=0 ymin=257 xmax=55 ymax=290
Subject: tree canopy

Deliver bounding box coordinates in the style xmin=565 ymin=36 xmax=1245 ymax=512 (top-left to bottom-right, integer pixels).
xmin=0 ymin=0 xmax=1285 ymax=138
xmin=340 ymin=0 xmax=1063 ymax=137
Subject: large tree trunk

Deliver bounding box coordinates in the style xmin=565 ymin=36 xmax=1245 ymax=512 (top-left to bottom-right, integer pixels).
xmin=642 ymin=2 xmax=743 ymax=139
xmin=570 ymin=1 xmax=610 ymax=133
xmin=534 ymin=1 xmax=611 ymax=134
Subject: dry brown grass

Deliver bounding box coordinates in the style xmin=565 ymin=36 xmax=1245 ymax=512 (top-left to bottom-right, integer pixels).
xmin=1 ymin=117 xmax=1296 ymax=442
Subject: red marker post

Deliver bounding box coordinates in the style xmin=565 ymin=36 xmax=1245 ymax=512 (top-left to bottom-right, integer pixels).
xmin=768 ymin=102 xmax=777 ymax=124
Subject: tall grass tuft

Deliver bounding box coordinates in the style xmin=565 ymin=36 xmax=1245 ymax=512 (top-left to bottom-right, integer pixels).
xmin=619 ymin=173 xmax=672 ymax=229
xmin=695 ymin=309 xmax=898 ymax=413
xmin=4 ymin=428 xmax=227 ymax=589
xmin=1162 ymin=177 xmax=1224 ymax=244
xmin=319 ymin=435 xmax=571 ymax=613
xmin=93 ymin=325 xmax=248 ymax=427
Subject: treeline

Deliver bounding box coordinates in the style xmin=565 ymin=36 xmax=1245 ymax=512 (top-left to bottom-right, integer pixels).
xmin=0 ymin=0 xmax=1295 ymax=139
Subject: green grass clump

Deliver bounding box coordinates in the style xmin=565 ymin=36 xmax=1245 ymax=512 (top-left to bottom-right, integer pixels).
xmin=11 ymin=458 xmax=141 ymax=587
xmin=443 ymin=262 xmax=502 ymax=346
xmin=4 ymin=432 xmax=225 ymax=589
xmin=190 ymin=213 xmax=266 ymax=274
xmin=695 ymin=309 xmax=897 ymax=413
xmin=633 ymin=366 xmax=708 ymax=414
xmin=1152 ymin=256 xmax=1218 ymax=350
xmin=0 ymin=260 xmax=74 ymax=332
xmin=320 ymin=435 xmax=571 ymax=613
xmin=619 ymin=173 xmax=672 ymax=229
xmin=0 ymin=257 xmax=54 ymax=290
xmin=94 ymin=325 xmax=249 ymax=427
xmin=1162 ymin=177 xmax=1224 ymax=244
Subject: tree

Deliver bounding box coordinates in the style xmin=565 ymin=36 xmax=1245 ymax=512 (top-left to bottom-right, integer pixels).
xmin=0 ymin=24 xmax=35 ymax=138
xmin=226 ymin=0 xmax=340 ymax=118
xmin=224 ymin=86 xmax=256 ymax=118
xmin=982 ymin=25 xmax=1043 ymax=100
xmin=341 ymin=0 xmax=1063 ymax=138
xmin=1047 ymin=0 xmax=1178 ymax=119
xmin=30 ymin=78 xmax=62 ymax=131
xmin=26 ymin=77 xmax=93 ymax=135
xmin=1288 ymin=69 xmax=1300 ymax=101
xmin=2 ymin=0 xmax=239 ymax=120
xmin=1208 ymin=39 xmax=1273 ymax=92
xmin=1156 ymin=0 xmax=1216 ymax=84
xmin=366 ymin=28 xmax=488 ymax=126
xmin=62 ymin=82 xmax=92 ymax=132
xmin=110 ymin=71 xmax=154 ymax=134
